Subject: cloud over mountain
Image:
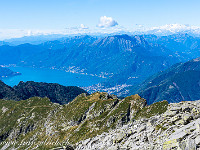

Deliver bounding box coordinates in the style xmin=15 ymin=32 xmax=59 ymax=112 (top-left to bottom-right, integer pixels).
xmin=80 ymin=24 xmax=89 ymax=29
xmin=97 ymin=16 xmax=118 ymax=28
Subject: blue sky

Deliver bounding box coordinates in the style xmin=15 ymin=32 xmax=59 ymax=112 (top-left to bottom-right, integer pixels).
xmin=1 ymin=0 xmax=200 ymax=30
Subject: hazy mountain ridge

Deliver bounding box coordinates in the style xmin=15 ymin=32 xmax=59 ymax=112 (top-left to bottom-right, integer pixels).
xmin=34 ymin=35 xmax=176 ymax=74
xmin=0 ymin=33 xmax=200 ymax=149
xmin=136 ymin=57 xmax=200 ymax=104
xmin=0 ymin=44 xmax=47 ymax=65
xmin=85 ymin=34 xmax=200 ymax=97
xmin=20 ymin=34 xmax=179 ymax=90
xmin=143 ymin=33 xmax=200 ymax=61
xmin=0 ymin=34 xmax=200 ymax=98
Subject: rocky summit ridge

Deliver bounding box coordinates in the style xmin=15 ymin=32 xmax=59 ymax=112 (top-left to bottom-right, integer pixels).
xmin=0 ymin=92 xmax=200 ymax=150
xmin=77 ymin=99 xmax=200 ymax=150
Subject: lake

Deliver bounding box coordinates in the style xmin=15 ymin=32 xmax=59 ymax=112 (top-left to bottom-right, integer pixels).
xmin=2 ymin=67 xmax=105 ymax=87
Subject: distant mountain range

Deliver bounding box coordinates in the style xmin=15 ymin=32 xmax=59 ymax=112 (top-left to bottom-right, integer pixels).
xmin=0 ymin=34 xmax=178 ymax=86
xmin=0 ymin=44 xmax=47 ymax=65
xmin=0 ymin=81 xmax=88 ymax=104
xmin=93 ymin=33 xmax=200 ymax=96
xmin=21 ymin=35 xmax=177 ymax=79
xmin=143 ymin=33 xmax=200 ymax=61
xmin=137 ymin=57 xmax=200 ymax=104
xmin=0 ymin=33 xmax=200 ymax=98
xmin=1 ymin=31 xmax=200 ymax=150
xmin=142 ymin=24 xmax=200 ymax=36
xmin=1 ymin=24 xmax=200 ymax=41
xmin=3 ymin=34 xmax=71 ymax=46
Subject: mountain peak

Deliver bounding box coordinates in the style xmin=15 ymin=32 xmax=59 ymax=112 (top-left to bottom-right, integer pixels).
xmin=113 ymin=34 xmax=132 ymax=40
xmin=94 ymin=34 xmax=148 ymax=49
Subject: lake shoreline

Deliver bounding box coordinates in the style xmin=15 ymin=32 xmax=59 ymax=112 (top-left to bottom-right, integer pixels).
xmin=2 ymin=66 xmax=105 ymax=87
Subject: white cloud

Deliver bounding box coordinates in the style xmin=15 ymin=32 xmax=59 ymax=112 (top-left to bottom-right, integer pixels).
xmin=3 ymin=24 xmax=200 ymax=40
xmin=65 ymin=24 xmax=89 ymax=31
xmin=145 ymin=24 xmax=200 ymax=35
xmin=0 ymin=29 xmax=67 ymax=40
xmin=97 ymin=16 xmax=118 ymax=28
xmin=80 ymin=24 xmax=89 ymax=29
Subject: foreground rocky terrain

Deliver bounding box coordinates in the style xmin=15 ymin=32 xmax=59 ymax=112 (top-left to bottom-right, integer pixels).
xmin=77 ymin=100 xmax=200 ymax=150
xmin=0 ymin=92 xmax=200 ymax=150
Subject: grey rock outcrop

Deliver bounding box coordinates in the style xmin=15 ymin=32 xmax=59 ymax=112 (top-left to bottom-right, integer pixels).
xmin=76 ymin=100 xmax=200 ymax=150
